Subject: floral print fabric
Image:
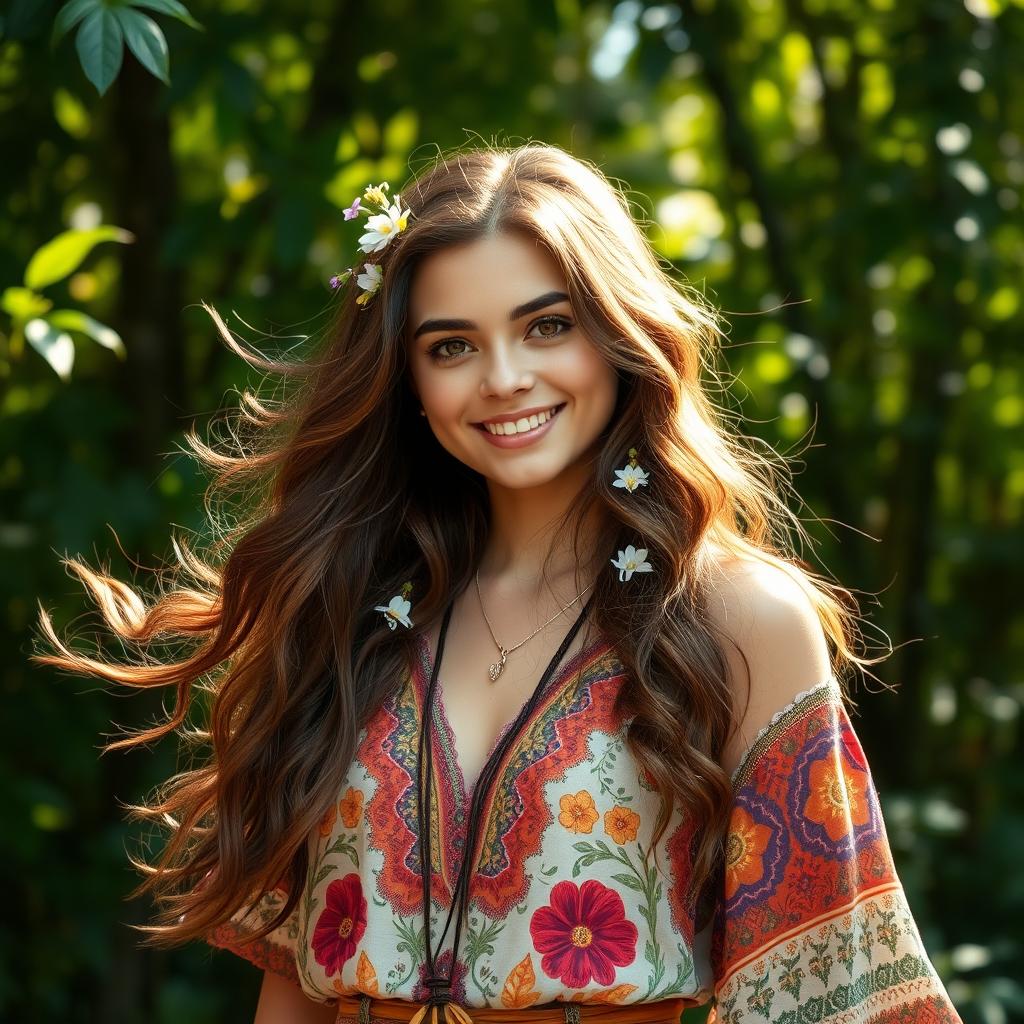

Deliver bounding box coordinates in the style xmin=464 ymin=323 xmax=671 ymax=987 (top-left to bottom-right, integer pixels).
xmin=203 ymin=636 xmax=962 ymax=1023
xmin=708 ymin=685 xmax=963 ymax=1023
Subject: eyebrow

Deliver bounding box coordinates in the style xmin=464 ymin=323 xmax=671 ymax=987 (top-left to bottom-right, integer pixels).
xmin=412 ymin=290 xmax=570 ymax=341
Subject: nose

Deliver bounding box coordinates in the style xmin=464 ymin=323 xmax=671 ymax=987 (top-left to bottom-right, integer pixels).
xmin=479 ymin=337 xmax=535 ymax=398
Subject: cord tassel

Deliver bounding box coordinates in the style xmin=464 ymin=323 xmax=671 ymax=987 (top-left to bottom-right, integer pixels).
xmin=409 ymin=1004 xmax=429 ymax=1024
xmin=446 ymin=1002 xmax=475 ymax=1024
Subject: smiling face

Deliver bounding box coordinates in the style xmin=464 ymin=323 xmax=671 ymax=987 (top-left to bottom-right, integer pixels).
xmin=405 ymin=230 xmax=619 ymax=491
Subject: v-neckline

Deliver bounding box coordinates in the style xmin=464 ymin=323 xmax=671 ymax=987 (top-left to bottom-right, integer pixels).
xmin=412 ymin=627 xmax=611 ymax=801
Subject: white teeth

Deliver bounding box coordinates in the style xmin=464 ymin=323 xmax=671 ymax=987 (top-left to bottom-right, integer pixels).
xmin=483 ymin=405 xmax=560 ymax=436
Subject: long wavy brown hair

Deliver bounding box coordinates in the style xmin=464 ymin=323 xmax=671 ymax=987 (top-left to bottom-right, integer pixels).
xmin=32 ymin=141 xmax=878 ymax=950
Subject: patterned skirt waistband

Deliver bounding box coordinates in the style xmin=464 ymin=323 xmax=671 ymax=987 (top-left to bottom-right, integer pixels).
xmin=333 ymin=993 xmax=691 ymax=1024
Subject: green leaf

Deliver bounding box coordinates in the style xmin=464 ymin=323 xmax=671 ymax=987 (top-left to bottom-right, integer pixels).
xmin=610 ymin=871 xmax=645 ymax=891
xmin=47 ymin=310 xmax=126 ymax=358
xmin=24 ymin=226 xmax=133 ymax=290
xmin=0 ymin=287 xmax=51 ymax=321
xmin=112 ymin=6 xmax=168 ymax=84
xmin=51 ymin=0 xmax=98 ymax=48
xmin=75 ymin=6 xmax=124 ymax=96
xmin=129 ymin=0 xmax=203 ymax=31
xmin=25 ymin=318 xmax=74 ymax=380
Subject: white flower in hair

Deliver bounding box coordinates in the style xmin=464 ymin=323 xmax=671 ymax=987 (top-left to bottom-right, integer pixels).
xmin=358 ymin=197 xmax=411 ymax=253
xmin=610 ymin=545 xmax=653 ymax=582
xmin=330 ymin=180 xmax=413 ymax=308
xmin=613 ymin=447 xmax=650 ymax=493
xmin=374 ymin=582 xmax=414 ymax=630
xmin=355 ymin=263 xmax=383 ymax=306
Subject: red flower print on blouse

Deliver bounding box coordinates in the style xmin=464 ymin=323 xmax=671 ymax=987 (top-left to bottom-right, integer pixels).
xmin=312 ymin=873 xmax=368 ymax=976
xmin=529 ymin=879 xmax=638 ymax=988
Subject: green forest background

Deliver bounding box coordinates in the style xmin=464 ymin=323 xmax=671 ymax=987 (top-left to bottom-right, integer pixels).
xmin=2 ymin=0 xmax=1022 ymax=1021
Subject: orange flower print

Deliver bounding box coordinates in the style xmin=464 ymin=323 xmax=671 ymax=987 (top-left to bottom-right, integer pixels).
xmin=339 ymin=787 xmax=364 ymax=829
xmin=724 ymin=806 xmax=772 ymax=900
xmin=319 ymin=801 xmax=338 ymax=837
xmin=603 ymin=805 xmax=640 ymax=845
xmin=804 ymin=755 xmax=869 ymax=842
xmin=558 ymin=790 xmax=599 ymax=834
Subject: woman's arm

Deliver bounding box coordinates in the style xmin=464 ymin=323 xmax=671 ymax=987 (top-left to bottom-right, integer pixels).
xmin=253 ymin=971 xmax=339 ymax=1024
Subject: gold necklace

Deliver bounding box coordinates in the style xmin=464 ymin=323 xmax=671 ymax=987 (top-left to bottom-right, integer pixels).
xmin=474 ymin=567 xmax=595 ymax=683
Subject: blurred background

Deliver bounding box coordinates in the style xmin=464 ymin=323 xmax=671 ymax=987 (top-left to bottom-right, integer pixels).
xmin=2 ymin=0 xmax=1022 ymax=1021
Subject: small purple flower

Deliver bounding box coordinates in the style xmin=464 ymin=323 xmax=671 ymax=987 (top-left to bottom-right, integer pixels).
xmin=329 ymin=269 xmax=351 ymax=290
xmin=343 ymin=197 xmax=362 ymax=220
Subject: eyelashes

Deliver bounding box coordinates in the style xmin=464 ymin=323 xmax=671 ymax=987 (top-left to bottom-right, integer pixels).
xmin=426 ymin=315 xmax=573 ymax=363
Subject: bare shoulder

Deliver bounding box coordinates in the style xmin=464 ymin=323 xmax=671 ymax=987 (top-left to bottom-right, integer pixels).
xmin=703 ymin=552 xmax=835 ymax=780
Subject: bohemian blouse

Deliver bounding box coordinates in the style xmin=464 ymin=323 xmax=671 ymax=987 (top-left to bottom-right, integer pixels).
xmin=204 ymin=632 xmax=964 ymax=1023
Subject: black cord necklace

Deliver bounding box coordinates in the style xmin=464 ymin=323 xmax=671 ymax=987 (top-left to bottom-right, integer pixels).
xmin=411 ymin=590 xmax=597 ymax=1024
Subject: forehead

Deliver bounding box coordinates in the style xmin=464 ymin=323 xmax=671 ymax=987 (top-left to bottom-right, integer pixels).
xmin=407 ymin=231 xmax=567 ymax=319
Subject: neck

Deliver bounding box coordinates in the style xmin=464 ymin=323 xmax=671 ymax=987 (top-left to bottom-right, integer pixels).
xmin=477 ymin=462 xmax=607 ymax=598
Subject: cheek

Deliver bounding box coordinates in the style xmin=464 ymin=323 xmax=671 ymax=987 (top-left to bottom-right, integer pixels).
xmin=416 ymin=370 xmax=470 ymax=426
xmin=559 ymin=347 xmax=617 ymax=407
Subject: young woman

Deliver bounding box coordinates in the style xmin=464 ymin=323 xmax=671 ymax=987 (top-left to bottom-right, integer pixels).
xmin=35 ymin=144 xmax=963 ymax=1024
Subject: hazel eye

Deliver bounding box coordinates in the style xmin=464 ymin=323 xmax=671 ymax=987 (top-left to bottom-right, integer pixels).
xmin=427 ymin=338 xmax=473 ymax=362
xmin=531 ymin=316 xmax=572 ymax=338
xmin=425 ymin=315 xmax=572 ymax=364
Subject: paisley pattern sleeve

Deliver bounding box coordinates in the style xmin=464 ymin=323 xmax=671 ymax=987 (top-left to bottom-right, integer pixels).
xmin=204 ymin=885 xmax=302 ymax=988
xmin=708 ymin=682 xmax=963 ymax=1023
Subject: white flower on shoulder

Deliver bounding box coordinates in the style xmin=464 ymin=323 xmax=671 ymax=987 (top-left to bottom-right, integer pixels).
xmin=610 ymin=545 xmax=653 ymax=582
xmin=358 ymin=198 xmax=410 ymax=253
xmin=374 ymin=594 xmax=413 ymax=630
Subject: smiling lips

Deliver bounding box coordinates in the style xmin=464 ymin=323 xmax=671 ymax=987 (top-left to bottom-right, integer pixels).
xmin=474 ymin=403 xmax=566 ymax=448
xmin=477 ymin=404 xmax=564 ymax=436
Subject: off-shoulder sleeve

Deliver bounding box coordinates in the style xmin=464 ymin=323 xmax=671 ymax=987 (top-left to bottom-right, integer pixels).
xmin=708 ymin=681 xmax=963 ymax=1023
xmin=204 ymin=884 xmax=302 ymax=988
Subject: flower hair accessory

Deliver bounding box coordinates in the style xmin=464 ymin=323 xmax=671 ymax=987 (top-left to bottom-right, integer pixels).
xmin=374 ymin=580 xmax=414 ymax=630
xmin=611 ymin=545 xmax=653 ymax=582
xmin=612 ymin=447 xmax=650 ymax=493
xmin=329 ymin=180 xmax=413 ymax=307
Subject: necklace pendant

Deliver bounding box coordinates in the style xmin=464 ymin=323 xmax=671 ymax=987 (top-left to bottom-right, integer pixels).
xmin=488 ymin=648 xmax=508 ymax=683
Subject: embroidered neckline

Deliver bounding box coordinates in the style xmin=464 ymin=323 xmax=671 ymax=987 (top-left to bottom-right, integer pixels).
xmin=729 ymin=677 xmax=840 ymax=789
xmin=412 ymin=629 xmax=613 ymax=801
